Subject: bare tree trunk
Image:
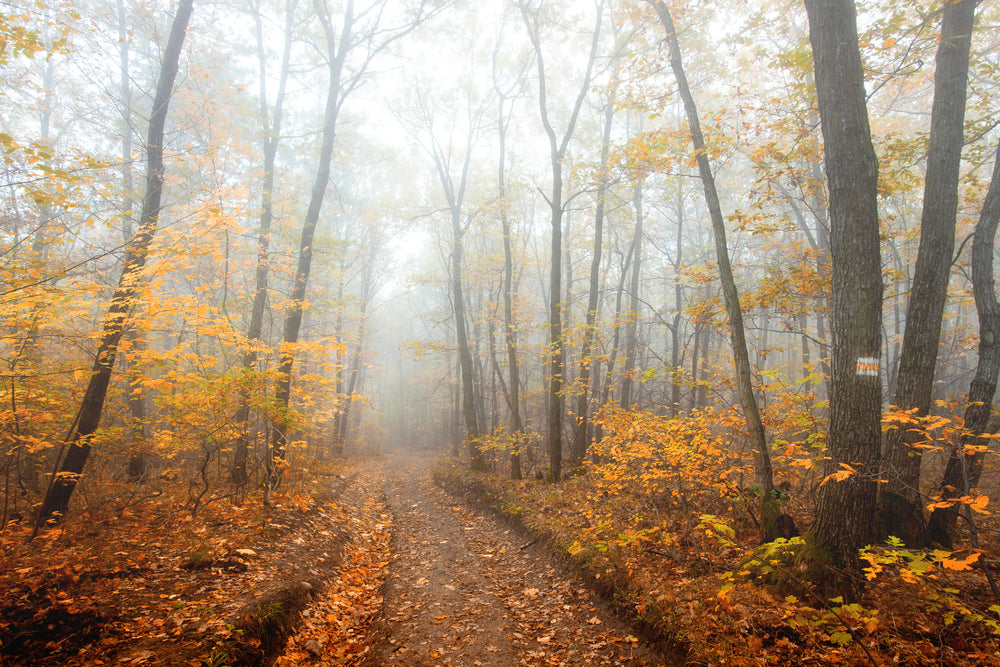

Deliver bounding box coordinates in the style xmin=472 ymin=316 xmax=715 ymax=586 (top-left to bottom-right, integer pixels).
xmin=115 ymin=0 xmax=151 ymax=482
xmin=927 ymin=140 xmax=1000 ymax=546
xmin=233 ymin=0 xmax=295 ymax=488
xmin=620 ymin=174 xmax=644 ymax=409
xmin=496 ymin=84 xmax=524 ymax=478
xmin=573 ymin=78 xmax=615 ymax=462
xmin=270 ymin=0 xmax=353 ymax=489
xmin=334 ymin=250 xmax=374 ymax=453
xmin=37 ymin=0 xmax=194 ymax=524
xmin=805 ymin=0 xmax=883 ymax=586
xmin=668 ymin=184 xmax=686 ymax=416
xmin=648 ymin=0 xmax=780 ymax=540
xmin=519 ymin=0 xmax=603 ymax=482
xmin=880 ymin=0 xmax=976 ymax=544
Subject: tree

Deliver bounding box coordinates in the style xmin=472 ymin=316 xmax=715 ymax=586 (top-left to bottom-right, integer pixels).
xmin=233 ymin=0 xmax=296 ymax=489
xmin=804 ymin=0 xmax=883 ymax=582
xmin=268 ymin=0 xmax=346 ymax=490
xmin=646 ymin=0 xmax=784 ymax=540
xmin=619 ymin=153 xmax=644 ymax=410
xmin=36 ymin=0 xmax=195 ymax=523
xmin=268 ymin=0 xmax=432 ymax=489
xmin=518 ymin=0 xmax=604 ymax=482
xmin=410 ymin=80 xmax=491 ymax=467
xmin=493 ymin=36 xmax=528 ymax=478
xmin=927 ymin=140 xmax=1000 ymax=547
xmin=879 ymin=0 xmax=977 ymax=543
xmin=572 ymin=63 xmax=617 ymax=463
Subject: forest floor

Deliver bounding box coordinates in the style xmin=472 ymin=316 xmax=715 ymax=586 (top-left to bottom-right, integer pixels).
xmin=0 ymin=452 xmax=670 ymax=666
xmin=5 ymin=450 xmax=1000 ymax=665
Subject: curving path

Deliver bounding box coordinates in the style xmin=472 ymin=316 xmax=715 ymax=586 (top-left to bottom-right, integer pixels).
xmin=365 ymin=454 xmax=666 ymax=666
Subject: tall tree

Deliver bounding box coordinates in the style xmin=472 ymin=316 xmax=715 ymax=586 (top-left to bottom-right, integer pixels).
xmin=927 ymin=140 xmax=1000 ymax=546
xmin=619 ymin=169 xmax=644 ymax=409
xmin=572 ymin=66 xmax=617 ymax=462
xmin=493 ymin=44 xmax=527 ymax=478
xmin=804 ymin=0 xmax=883 ymax=582
xmin=233 ymin=0 xmax=296 ymax=489
xmin=268 ymin=0 xmax=431 ymax=489
xmin=646 ymin=0 xmax=782 ymax=539
xmin=518 ymin=0 xmax=604 ymax=482
xmin=879 ymin=0 xmax=977 ymax=542
xmin=269 ymin=0 xmax=347 ymax=490
xmin=414 ymin=83 xmax=490 ymax=467
xmin=37 ymin=0 xmax=195 ymax=523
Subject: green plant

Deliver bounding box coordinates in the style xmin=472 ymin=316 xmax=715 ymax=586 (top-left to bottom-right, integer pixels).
xmin=200 ymin=650 xmax=231 ymax=667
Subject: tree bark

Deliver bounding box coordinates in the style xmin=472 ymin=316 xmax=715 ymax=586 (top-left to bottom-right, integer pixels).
xmin=648 ymin=0 xmax=779 ymax=540
xmin=37 ymin=0 xmax=194 ymax=523
xmin=804 ymin=0 xmax=883 ymax=583
xmin=880 ymin=0 xmax=976 ymax=543
xmin=417 ymin=86 xmax=487 ymax=467
xmin=619 ymin=174 xmax=644 ymax=409
xmin=573 ymin=78 xmax=615 ymax=462
xmin=519 ymin=0 xmax=603 ymax=482
xmin=496 ymin=86 xmax=524 ymax=478
xmin=927 ymin=140 xmax=1000 ymax=547
xmin=234 ymin=0 xmax=295 ymax=488
xmin=269 ymin=0 xmax=352 ymax=489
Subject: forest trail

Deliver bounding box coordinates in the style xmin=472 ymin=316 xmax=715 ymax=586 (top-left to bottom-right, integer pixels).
xmin=1 ymin=452 xmax=669 ymax=666
xmin=365 ymin=453 xmax=664 ymax=666
xmin=371 ymin=456 xmax=660 ymax=666
xmin=271 ymin=452 xmax=667 ymax=666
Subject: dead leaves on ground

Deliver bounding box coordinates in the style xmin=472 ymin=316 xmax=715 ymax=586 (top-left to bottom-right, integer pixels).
xmin=275 ymin=474 xmax=393 ymax=666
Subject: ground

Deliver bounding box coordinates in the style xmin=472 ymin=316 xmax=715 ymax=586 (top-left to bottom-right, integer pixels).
xmin=0 ymin=452 xmax=670 ymax=666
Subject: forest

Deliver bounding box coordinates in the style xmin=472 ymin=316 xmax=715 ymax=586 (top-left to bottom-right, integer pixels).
xmin=2 ymin=0 xmax=1000 ymax=664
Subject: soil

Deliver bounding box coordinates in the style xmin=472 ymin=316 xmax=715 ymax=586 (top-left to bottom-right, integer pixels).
xmin=362 ymin=453 xmax=666 ymax=666
xmin=1 ymin=452 xmax=669 ymax=666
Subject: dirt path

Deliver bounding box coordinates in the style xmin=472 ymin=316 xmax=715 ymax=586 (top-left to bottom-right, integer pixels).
xmin=364 ymin=454 xmax=665 ymax=666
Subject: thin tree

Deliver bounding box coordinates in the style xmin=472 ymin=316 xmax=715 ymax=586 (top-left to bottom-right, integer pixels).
xmin=410 ymin=83 xmax=491 ymax=468
xmin=619 ymin=168 xmax=644 ymax=409
xmin=879 ymin=0 xmax=977 ymax=543
xmin=518 ymin=0 xmax=604 ymax=482
xmin=646 ymin=0 xmax=784 ymax=539
xmin=233 ymin=0 xmax=296 ymax=489
xmin=37 ymin=0 xmax=195 ymax=524
xmin=268 ymin=0 xmax=432 ymax=489
xmin=493 ymin=40 xmax=528 ymax=478
xmin=116 ymin=0 xmax=152 ymax=483
xmin=573 ymin=67 xmax=617 ymax=462
xmin=804 ymin=0 xmax=883 ymax=584
xmin=927 ymin=141 xmax=1000 ymax=547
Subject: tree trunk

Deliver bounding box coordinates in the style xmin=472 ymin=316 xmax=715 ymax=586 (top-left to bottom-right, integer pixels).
xmin=452 ymin=215 xmax=482 ymax=463
xmin=572 ymin=81 xmax=614 ymax=463
xmin=497 ymin=88 xmax=523 ymax=479
xmin=620 ymin=174 xmax=644 ymax=409
xmin=269 ymin=0 xmax=351 ymax=490
xmin=927 ymin=139 xmax=1000 ymax=546
xmin=669 ymin=185 xmax=686 ymax=416
xmin=880 ymin=0 xmax=976 ymax=544
xmin=334 ymin=255 xmax=373 ymax=452
xmin=234 ymin=0 xmax=295 ymax=488
xmin=519 ymin=0 xmax=603 ymax=482
xmin=116 ymin=0 xmax=150 ymax=482
xmin=36 ymin=0 xmax=194 ymax=523
xmin=648 ymin=0 xmax=780 ymax=540
xmin=804 ymin=0 xmax=883 ymax=584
